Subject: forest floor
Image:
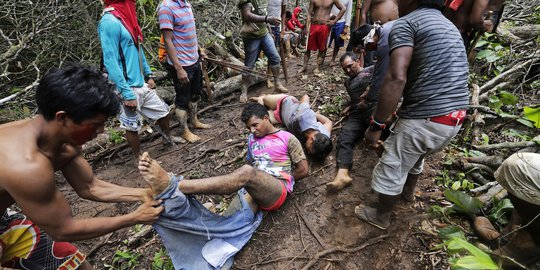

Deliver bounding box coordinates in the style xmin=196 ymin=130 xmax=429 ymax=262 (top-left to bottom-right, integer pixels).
xmin=61 ymin=47 xmax=453 ymax=270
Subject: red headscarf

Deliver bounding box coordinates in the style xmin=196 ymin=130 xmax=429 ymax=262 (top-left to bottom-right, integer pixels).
xmin=104 ymin=0 xmax=143 ymax=45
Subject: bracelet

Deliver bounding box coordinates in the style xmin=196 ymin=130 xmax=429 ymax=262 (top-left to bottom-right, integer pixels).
xmin=371 ymin=116 xmax=385 ymax=126
xmin=265 ymin=15 xmax=268 ymax=23
xmin=146 ymin=74 xmax=156 ymax=79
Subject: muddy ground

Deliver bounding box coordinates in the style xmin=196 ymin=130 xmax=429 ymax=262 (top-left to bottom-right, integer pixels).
xmin=60 ymin=50 xmax=452 ymax=269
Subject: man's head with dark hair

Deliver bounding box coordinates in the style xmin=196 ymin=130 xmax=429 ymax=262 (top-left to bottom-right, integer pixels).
xmin=417 ymin=0 xmax=445 ymax=9
xmin=36 ymin=63 xmax=119 ymax=124
xmin=309 ymin=133 xmax=333 ymax=161
xmin=348 ymin=24 xmax=373 ymax=51
xmin=241 ymin=103 xmax=274 ymax=138
xmin=340 ymin=52 xmax=364 ymax=78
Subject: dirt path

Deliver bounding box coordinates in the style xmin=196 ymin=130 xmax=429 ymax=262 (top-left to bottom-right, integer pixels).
xmin=61 ymin=49 xmax=448 ymax=269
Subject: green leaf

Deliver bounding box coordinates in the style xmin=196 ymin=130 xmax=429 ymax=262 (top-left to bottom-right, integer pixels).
xmin=481 ymin=134 xmax=489 ymax=145
xmin=475 ymin=39 xmax=488 ymax=48
xmin=488 ymin=198 xmax=514 ymax=226
xmin=452 ymin=181 xmax=461 ymax=190
xmin=488 ymin=96 xmax=501 ymax=111
xmin=516 ymin=118 xmax=535 ymax=128
xmin=438 ymin=225 xmax=466 ymax=240
xmin=444 ymin=189 xmax=483 ymax=219
xmin=446 ymin=238 xmax=500 ymax=269
xmin=523 ymin=106 xmax=540 ymax=128
xmin=498 ymin=91 xmax=518 ymax=105
xmin=476 ymin=49 xmax=493 ymax=60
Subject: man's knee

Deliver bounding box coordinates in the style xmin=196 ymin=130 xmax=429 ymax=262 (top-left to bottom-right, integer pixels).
xmin=235 ymin=165 xmax=256 ymax=186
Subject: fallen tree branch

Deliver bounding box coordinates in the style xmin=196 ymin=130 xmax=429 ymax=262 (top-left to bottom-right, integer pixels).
xmin=478 ymin=60 xmax=532 ymax=94
xmin=473 ymin=140 xmax=538 ymax=151
xmin=463 ymin=155 xmax=505 ymax=168
xmin=470 ymin=181 xmax=498 ymax=195
xmin=295 ymin=201 xmax=329 ymax=249
xmin=300 ymin=234 xmax=389 ymax=270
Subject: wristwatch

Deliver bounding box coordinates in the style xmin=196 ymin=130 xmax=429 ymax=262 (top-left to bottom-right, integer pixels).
xmin=369 ymin=116 xmax=386 ymax=131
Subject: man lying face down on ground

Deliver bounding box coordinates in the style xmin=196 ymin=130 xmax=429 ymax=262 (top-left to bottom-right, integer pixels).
xmin=249 ymin=94 xmax=333 ymax=161
xmin=138 ymin=103 xmax=308 ymax=269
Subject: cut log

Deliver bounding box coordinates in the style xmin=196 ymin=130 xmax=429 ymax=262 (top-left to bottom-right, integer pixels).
xmin=212 ymin=74 xmax=264 ymax=99
xmin=225 ymin=31 xmax=245 ymax=60
xmin=208 ymin=42 xmax=244 ymax=67
xmin=464 ymin=155 xmax=504 ymax=168
xmin=463 ymin=162 xmax=496 ymax=175
xmin=478 ymin=81 xmax=511 ymax=103
xmin=470 ymin=181 xmax=498 ymax=195
xmin=470 ymin=172 xmax=490 ymax=185
xmin=477 ymin=184 xmax=504 ymax=204
xmin=508 ymin=24 xmax=540 ymax=39
xmin=473 ymin=140 xmax=539 ymax=151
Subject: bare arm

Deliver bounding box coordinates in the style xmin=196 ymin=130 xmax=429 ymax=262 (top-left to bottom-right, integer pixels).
xmin=359 ymin=0 xmax=372 ymax=26
xmin=470 ymin=0 xmax=490 ymax=30
xmin=372 ymin=47 xmax=412 ymax=122
xmin=62 ymin=155 xmax=147 ymax=202
xmin=332 ymin=0 xmax=346 ymax=24
xmin=292 ymin=159 xmax=309 ymax=180
xmin=281 ymin=2 xmax=287 ymax=37
xmin=306 ymin=0 xmax=314 ymax=30
xmin=241 ymin=3 xmax=279 ymax=25
xmin=163 ymin=30 xmax=185 ymax=73
xmin=5 ymin=158 xmax=162 ymax=242
xmin=315 ymin=112 xmax=333 ymax=134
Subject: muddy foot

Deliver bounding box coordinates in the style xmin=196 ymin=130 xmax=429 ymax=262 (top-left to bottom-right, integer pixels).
xmin=326 ymin=175 xmax=353 ymax=193
xmin=182 ymin=130 xmax=201 ymax=143
xmin=355 ymin=204 xmax=390 ymax=230
xmin=266 ymin=79 xmax=274 ymax=89
xmin=192 ymin=121 xmax=211 ymax=129
xmin=139 ymin=152 xmax=170 ymax=196
xmin=240 ymin=93 xmax=248 ymax=103
xmin=275 ymin=83 xmax=289 ymax=93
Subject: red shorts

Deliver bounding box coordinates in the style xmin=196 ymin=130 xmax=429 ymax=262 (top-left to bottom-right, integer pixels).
xmin=273 ymin=95 xmax=289 ymax=124
xmin=259 ymin=181 xmax=288 ymax=211
xmin=307 ymin=24 xmax=330 ymax=51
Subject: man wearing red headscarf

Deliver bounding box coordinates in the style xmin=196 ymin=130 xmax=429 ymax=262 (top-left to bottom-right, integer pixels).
xmin=99 ymin=0 xmax=184 ymax=159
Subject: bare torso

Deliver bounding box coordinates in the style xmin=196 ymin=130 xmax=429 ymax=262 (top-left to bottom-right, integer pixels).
xmin=311 ymin=0 xmax=338 ymax=22
xmin=444 ymin=0 xmax=476 ymax=31
xmin=0 ymin=119 xmax=79 ymax=215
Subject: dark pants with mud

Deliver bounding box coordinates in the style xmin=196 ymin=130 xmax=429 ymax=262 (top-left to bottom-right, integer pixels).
xmin=336 ymin=107 xmax=373 ymax=170
xmin=166 ymin=62 xmax=203 ymax=110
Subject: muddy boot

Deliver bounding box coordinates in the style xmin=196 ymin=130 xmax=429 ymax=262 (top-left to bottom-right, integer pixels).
xmin=401 ymin=173 xmax=420 ymax=202
xmin=355 ymin=193 xmax=400 ymax=230
xmin=188 ymin=102 xmax=211 ymax=129
xmin=270 ymin=66 xmax=288 ymax=93
xmin=326 ymin=168 xmax=353 ymax=192
xmin=175 ymin=108 xmax=200 ymax=143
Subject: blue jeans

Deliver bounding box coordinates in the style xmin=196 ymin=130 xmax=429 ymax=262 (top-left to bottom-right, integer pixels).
xmin=270 ymin=26 xmax=281 ymax=48
xmin=153 ymin=176 xmax=263 ymax=269
xmin=243 ymin=33 xmax=281 ymax=68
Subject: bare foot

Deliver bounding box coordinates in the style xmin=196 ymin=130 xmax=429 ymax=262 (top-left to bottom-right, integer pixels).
xmin=181 ymin=129 xmax=201 ymax=143
xmin=275 ymin=83 xmax=289 ymax=93
xmin=192 ymin=121 xmax=211 ymax=129
xmin=239 ymin=93 xmax=248 ymax=103
xmin=266 ymin=79 xmax=274 ymax=89
xmin=249 ymin=95 xmax=265 ymax=104
xmin=326 ymin=170 xmax=353 ymax=192
xmin=139 ymin=152 xmax=170 ymax=196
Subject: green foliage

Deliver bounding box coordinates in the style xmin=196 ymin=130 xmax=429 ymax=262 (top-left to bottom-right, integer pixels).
xmin=444 ymin=189 xmax=483 ymax=220
xmin=429 ymin=205 xmax=455 ymax=221
xmin=438 ymin=225 xmax=466 ymax=240
xmin=107 ymin=249 xmax=141 ymax=270
xmin=523 ymin=106 xmax=540 ymax=128
xmin=108 ymin=128 xmax=125 ymax=144
xmin=445 ymin=237 xmax=500 ymax=269
xmin=320 ymin=95 xmax=345 ymax=116
xmin=502 ymin=128 xmax=532 ymax=141
xmin=475 ymin=33 xmax=508 ymax=64
xmin=487 ymin=198 xmax=514 ymax=229
xmin=152 ymin=249 xmax=174 ymax=270
xmin=436 ymin=170 xmax=474 ymax=191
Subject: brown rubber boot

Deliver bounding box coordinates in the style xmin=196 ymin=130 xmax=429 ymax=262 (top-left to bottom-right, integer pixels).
xmin=188 ymin=102 xmax=211 ymax=129
xmin=175 ymin=108 xmax=200 ymax=143
xmin=473 ymin=216 xmax=501 ymax=241
xmin=270 ymin=66 xmax=288 ymax=93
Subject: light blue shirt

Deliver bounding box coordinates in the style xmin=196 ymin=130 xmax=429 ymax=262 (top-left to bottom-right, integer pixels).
xmin=98 ymin=13 xmax=152 ymax=100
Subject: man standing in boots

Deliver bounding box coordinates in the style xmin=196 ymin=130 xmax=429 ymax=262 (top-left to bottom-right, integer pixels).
xmin=99 ymin=0 xmax=183 ymax=157
xmin=159 ymin=0 xmax=211 ymax=143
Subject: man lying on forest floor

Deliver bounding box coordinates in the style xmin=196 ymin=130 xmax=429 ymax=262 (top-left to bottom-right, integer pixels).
xmin=137 ymin=103 xmax=308 ymax=269
xmin=250 ymin=94 xmax=333 ymax=160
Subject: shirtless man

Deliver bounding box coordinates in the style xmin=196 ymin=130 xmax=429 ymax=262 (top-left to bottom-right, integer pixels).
xmin=444 ymin=0 xmax=492 ymax=49
xmin=0 ymin=65 xmax=163 ymax=268
xmin=299 ymin=0 xmax=346 ymax=75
